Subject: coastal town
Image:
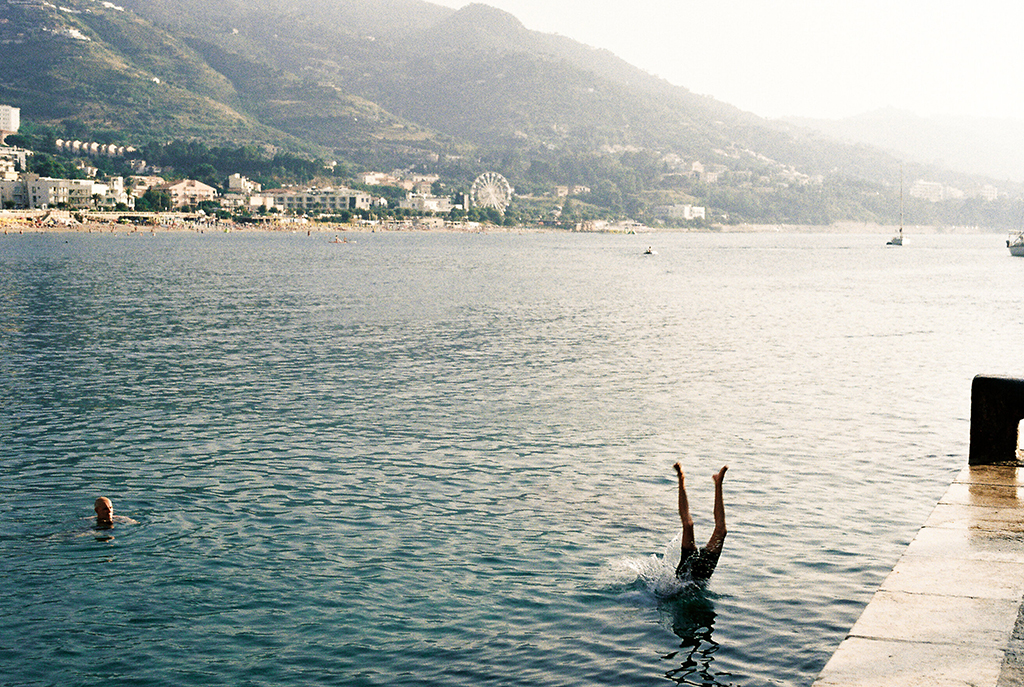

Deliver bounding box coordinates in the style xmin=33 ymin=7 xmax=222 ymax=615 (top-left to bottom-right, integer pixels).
xmin=0 ymin=101 xmax=1001 ymax=234
xmin=0 ymin=102 xmax=714 ymax=232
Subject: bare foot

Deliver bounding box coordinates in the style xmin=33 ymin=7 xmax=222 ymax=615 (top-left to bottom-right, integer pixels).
xmin=713 ymin=465 xmax=728 ymax=485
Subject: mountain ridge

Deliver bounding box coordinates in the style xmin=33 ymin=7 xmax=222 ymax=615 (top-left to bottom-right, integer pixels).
xmin=2 ymin=0 xmax=1021 ymax=226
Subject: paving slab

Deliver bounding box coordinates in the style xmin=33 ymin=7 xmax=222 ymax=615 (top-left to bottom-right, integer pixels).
xmin=880 ymin=555 xmax=1024 ymax=599
xmin=848 ymin=589 xmax=1018 ymax=645
xmin=906 ymin=525 xmax=1024 ymax=562
xmin=812 ymin=637 xmax=1005 ymax=687
xmin=925 ymin=502 xmax=1024 ymax=533
xmin=812 ymin=464 xmax=1024 ymax=687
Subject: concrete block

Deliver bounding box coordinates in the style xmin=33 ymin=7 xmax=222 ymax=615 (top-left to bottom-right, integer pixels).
xmin=924 ymin=503 xmax=1024 ymax=534
xmin=940 ymin=482 xmax=1024 ymax=508
xmin=953 ymin=464 xmax=1024 ymax=487
xmin=906 ymin=526 xmax=1024 ymax=563
xmin=880 ymin=555 xmax=1024 ymax=599
xmin=848 ymin=589 xmax=1018 ymax=645
xmin=813 ymin=637 xmax=1005 ymax=687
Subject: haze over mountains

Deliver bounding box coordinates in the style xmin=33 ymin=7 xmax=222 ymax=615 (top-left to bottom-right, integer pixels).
xmin=786 ymin=110 xmax=1024 ymax=184
xmin=2 ymin=0 xmax=1021 ymax=225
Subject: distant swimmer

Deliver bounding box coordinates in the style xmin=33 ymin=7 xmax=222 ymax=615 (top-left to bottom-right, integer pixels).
xmin=673 ymin=463 xmax=728 ymax=583
xmin=93 ymin=497 xmax=138 ymax=530
xmin=644 ymin=246 xmax=655 ymax=255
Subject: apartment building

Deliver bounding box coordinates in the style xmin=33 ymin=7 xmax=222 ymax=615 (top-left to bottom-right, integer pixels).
xmin=155 ymin=179 xmax=217 ymax=208
xmin=267 ymin=187 xmax=371 ymax=213
xmin=0 ymin=105 xmax=19 ymax=141
xmin=0 ymin=173 xmax=133 ymax=209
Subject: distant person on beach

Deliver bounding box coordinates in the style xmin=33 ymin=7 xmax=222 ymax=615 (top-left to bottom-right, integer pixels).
xmin=673 ymin=463 xmax=728 ymax=583
xmin=93 ymin=497 xmax=137 ymax=529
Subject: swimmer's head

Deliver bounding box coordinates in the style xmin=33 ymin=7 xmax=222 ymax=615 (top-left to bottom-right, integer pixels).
xmin=94 ymin=497 xmax=113 ymax=527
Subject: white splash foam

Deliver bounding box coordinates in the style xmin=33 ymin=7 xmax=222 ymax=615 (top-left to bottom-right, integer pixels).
xmin=602 ymin=530 xmax=695 ymax=599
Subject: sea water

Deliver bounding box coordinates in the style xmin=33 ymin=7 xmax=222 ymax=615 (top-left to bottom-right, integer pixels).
xmin=1 ymin=230 xmax=1022 ymax=686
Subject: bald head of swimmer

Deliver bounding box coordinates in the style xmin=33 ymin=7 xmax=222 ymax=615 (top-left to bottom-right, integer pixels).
xmin=94 ymin=497 xmax=113 ymax=528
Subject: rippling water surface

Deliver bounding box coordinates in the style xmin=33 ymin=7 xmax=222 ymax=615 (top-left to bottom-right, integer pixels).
xmin=2 ymin=230 xmax=1023 ymax=686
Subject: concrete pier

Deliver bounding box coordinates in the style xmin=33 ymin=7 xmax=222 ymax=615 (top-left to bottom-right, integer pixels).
xmin=813 ymin=376 xmax=1024 ymax=687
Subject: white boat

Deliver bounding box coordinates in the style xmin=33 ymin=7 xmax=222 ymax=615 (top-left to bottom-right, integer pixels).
xmin=1008 ymin=231 xmax=1024 ymax=257
xmin=887 ymin=167 xmax=904 ymax=246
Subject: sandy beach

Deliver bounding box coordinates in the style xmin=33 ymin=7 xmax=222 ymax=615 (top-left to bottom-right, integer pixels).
xmin=0 ymin=210 xmax=993 ymax=236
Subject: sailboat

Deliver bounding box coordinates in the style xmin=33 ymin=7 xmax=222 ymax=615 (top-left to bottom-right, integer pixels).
xmin=1007 ymin=231 xmax=1024 ymax=257
xmin=887 ymin=167 xmax=904 ymax=246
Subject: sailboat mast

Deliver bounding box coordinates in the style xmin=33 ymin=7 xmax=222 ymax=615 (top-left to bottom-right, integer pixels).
xmin=899 ymin=165 xmax=904 ymax=236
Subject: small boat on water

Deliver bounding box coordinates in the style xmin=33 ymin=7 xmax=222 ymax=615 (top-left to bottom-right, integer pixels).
xmin=1008 ymin=231 xmax=1024 ymax=257
xmin=887 ymin=167 xmax=904 ymax=246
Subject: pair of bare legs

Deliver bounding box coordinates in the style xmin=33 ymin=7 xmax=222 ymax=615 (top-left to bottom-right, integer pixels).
xmin=674 ymin=463 xmax=728 ymax=556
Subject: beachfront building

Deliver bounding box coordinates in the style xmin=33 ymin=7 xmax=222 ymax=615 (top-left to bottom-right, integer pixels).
xmin=267 ymin=187 xmax=371 ymax=214
xmin=155 ymin=179 xmax=217 ymax=208
xmin=0 ymin=174 xmax=134 ymax=209
xmin=221 ymin=191 xmax=275 ymax=211
xmin=220 ymin=174 xmax=274 ymax=211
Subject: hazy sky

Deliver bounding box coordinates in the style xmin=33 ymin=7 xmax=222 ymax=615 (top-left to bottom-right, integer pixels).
xmin=430 ymin=0 xmax=1021 ymax=121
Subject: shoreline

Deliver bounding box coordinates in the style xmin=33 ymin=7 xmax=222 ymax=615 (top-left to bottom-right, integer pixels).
xmin=0 ymin=211 xmax=1005 ymax=236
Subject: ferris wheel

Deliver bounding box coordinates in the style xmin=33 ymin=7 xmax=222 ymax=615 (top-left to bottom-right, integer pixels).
xmin=470 ymin=172 xmax=513 ymax=213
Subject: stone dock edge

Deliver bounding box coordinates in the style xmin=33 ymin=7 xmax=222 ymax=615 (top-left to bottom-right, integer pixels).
xmin=811 ymin=462 xmax=1024 ymax=687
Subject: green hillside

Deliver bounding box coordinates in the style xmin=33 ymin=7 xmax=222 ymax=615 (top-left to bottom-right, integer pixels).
xmin=0 ymin=0 xmax=319 ymax=150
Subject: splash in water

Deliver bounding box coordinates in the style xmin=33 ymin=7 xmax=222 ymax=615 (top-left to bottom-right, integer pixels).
xmin=603 ymin=531 xmax=703 ymax=599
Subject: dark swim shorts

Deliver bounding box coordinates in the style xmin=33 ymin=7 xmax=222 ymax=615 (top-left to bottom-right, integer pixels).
xmin=676 ymin=545 xmax=722 ymax=582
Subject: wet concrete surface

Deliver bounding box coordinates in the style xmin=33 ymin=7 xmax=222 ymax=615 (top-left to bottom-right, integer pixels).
xmin=813 ymin=464 xmax=1024 ymax=687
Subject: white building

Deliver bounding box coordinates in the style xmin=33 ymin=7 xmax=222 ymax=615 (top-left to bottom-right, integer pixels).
xmin=227 ymin=173 xmax=261 ymax=194
xmin=913 ymin=179 xmax=950 ymax=202
xmin=220 ymin=174 xmax=273 ymax=210
xmin=267 ymin=187 xmax=371 ymax=213
xmin=0 ymin=174 xmax=133 ymax=209
xmin=357 ymin=171 xmax=437 ymax=194
xmin=154 ymin=179 xmax=218 ymax=208
xmin=0 ymin=158 xmax=18 ymax=182
xmin=0 ymin=105 xmax=19 ymax=141
xmin=0 ymin=146 xmax=30 ymax=170
xmin=653 ymin=204 xmax=706 ymax=221
xmin=398 ymin=193 xmax=452 ymax=213
xmin=356 ymin=171 xmax=394 ymax=186
xmin=221 ymin=192 xmax=275 ymax=211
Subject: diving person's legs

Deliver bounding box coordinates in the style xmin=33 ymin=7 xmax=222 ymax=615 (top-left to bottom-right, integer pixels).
xmin=674 ymin=462 xmax=696 ymax=552
xmin=705 ymin=465 xmax=728 ymax=553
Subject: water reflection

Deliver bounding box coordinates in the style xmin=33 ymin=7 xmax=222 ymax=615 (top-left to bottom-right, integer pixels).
xmin=659 ymin=593 xmax=733 ymax=686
